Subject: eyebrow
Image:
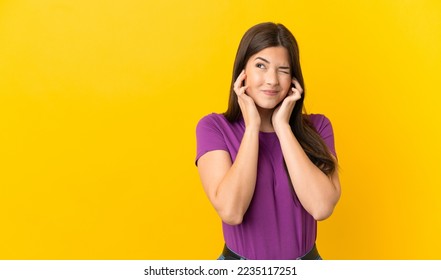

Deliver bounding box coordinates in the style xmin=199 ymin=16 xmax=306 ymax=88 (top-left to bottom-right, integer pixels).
xmin=255 ymin=57 xmax=290 ymax=69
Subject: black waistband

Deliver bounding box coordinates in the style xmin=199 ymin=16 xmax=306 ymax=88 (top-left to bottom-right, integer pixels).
xmin=296 ymin=244 xmax=319 ymax=260
xmin=222 ymin=243 xmax=319 ymax=260
xmin=222 ymin=245 xmax=245 ymax=260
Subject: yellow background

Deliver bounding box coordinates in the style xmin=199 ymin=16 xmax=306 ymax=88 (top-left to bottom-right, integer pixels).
xmin=1 ymin=0 xmax=440 ymax=259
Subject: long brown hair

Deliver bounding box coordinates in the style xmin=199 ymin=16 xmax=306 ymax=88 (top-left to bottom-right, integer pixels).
xmin=224 ymin=22 xmax=336 ymax=175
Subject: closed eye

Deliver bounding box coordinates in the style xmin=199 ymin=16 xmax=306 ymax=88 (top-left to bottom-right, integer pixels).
xmin=279 ymin=66 xmax=290 ymax=74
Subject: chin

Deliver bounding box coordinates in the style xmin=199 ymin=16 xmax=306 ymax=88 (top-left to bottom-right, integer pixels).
xmin=255 ymin=99 xmax=283 ymax=109
xmin=255 ymin=103 xmax=279 ymax=111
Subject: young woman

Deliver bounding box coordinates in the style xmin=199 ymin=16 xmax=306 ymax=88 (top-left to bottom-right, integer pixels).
xmin=195 ymin=22 xmax=341 ymax=260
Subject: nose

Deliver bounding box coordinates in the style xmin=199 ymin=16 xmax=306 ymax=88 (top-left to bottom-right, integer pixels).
xmin=265 ymin=69 xmax=279 ymax=86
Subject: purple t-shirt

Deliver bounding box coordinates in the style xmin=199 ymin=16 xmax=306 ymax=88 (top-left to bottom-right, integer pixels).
xmin=195 ymin=113 xmax=336 ymax=260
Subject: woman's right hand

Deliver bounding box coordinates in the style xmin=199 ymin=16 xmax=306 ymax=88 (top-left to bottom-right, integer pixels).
xmin=198 ymin=69 xmax=261 ymax=225
xmin=234 ymin=70 xmax=261 ymax=129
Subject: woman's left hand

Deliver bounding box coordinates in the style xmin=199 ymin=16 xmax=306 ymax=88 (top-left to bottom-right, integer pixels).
xmin=272 ymin=78 xmax=303 ymax=133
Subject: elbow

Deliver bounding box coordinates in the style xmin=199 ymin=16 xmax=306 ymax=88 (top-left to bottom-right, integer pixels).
xmin=212 ymin=197 xmax=247 ymax=225
xmin=313 ymin=188 xmax=341 ymax=221
xmin=311 ymin=199 xmax=339 ymax=221
xmin=312 ymin=207 xmax=334 ymax=221
xmin=223 ymin=216 xmax=243 ymax=226
xmin=219 ymin=209 xmax=244 ymax=225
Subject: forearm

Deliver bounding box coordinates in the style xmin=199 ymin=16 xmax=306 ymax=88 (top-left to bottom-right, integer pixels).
xmin=276 ymin=124 xmax=340 ymax=220
xmin=215 ymin=127 xmax=260 ymax=225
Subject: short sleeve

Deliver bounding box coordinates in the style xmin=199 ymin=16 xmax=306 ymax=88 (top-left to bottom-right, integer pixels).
xmin=195 ymin=114 xmax=229 ymax=165
xmin=309 ymin=114 xmax=337 ymax=159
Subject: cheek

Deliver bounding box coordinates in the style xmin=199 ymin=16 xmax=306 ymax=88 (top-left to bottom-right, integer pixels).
xmin=244 ymin=72 xmax=262 ymax=87
xmin=282 ymin=79 xmax=292 ymax=92
xmin=279 ymin=91 xmax=289 ymax=102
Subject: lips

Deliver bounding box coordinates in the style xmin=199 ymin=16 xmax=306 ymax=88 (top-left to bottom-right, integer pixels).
xmin=261 ymin=90 xmax=279 ymax=96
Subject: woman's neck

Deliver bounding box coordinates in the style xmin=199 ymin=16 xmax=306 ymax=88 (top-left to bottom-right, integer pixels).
xmin=257 ymin=107 xmax=275 ymax=132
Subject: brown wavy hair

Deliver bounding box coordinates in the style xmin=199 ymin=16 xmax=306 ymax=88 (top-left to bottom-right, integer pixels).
xmin=224 ymin=22 xmax=336 ymax=175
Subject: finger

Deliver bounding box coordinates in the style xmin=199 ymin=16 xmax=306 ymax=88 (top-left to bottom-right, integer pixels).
xmin=283 ymin=87 xmax=295 ymax=100
xmin=236 ymin=84 xmax=248 ymax=97
xmin=234 ymin=81 xmax=247 ymax=96
xmin=292 ymin=87 xmax=302 ymax=101
xmin=238 ymin=85 xmax=249 ymax=97
xmin=290 ymin=86 xmax=302 ymax=100
xmin=233 ymin=73 xmax=242 ymax=92
xmin=234 ymin=70 xmax=246 ymax=94
xmin=292 ymin=78 xmax=303 ymax=93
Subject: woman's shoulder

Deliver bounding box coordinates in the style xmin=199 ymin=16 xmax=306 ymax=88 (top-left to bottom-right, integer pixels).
xmin=197 ymin=112 xmax=237 ymax=131
xmin=304 ymin=113 xmax=333 ymax=134
xmin=197 ymin=113 xmax=230 ymax=129
xmin=304 ymin=113 xmax=336 ymax=157
xmin=197 ymin=113 xmax=244 ymax=138
xmin=198 ymin=112 xmax=227 ymax=123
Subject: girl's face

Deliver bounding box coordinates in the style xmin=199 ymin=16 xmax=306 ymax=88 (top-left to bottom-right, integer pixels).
xmin=244 ymin=46 xmax=292 ymax=110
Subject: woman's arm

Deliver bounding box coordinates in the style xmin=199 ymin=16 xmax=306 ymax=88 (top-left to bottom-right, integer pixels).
xmin=197 ymin=125 xmax=259 ymax=225
xmin=275 ymin=125 xmax=341 ymax=220
xmin=272 ymin=79 xmax=341 ymax=221
xmin=197 ymin=70 xmax=261 ymax=225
